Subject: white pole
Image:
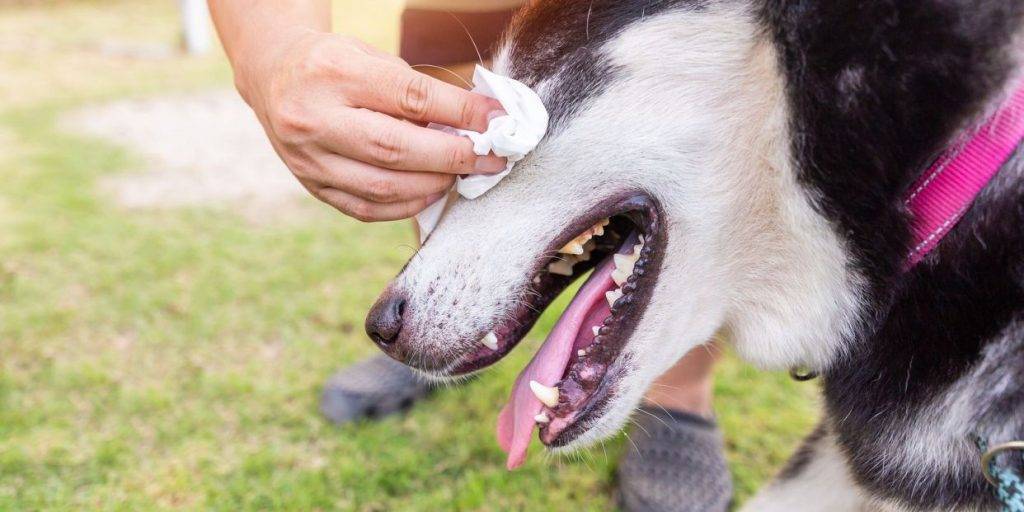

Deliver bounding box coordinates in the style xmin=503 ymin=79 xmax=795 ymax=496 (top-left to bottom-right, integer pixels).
xmin=180 ymin=0 xmax=212 ymax=55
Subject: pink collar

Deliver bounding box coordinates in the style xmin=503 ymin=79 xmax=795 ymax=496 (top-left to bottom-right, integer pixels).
xmin=904 ymin=84 xmax=1024 ymax=268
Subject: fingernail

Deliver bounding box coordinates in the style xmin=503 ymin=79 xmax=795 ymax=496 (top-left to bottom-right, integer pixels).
xmin=487 ymin=109 xmax=507 ymax=122
xmin=474 ymin=155 xmax=508 ymax=174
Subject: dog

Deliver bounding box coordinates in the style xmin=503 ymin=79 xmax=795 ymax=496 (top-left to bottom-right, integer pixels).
xmin=365 ymin=1 xmax=1024 ymax=509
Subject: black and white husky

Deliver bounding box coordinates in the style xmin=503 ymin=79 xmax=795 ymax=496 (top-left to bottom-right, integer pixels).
xmin=366 ymin=1 xmax=1024 ymax=509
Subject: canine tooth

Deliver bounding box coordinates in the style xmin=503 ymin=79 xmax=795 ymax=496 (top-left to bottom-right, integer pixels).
xmin=606 ymin=289 xmax=623 ymax=307
xmin=548 ymin=259 xmax=575 ymax=276
xmin=534 ymin=413 xmax=550 ymax=424
xmin=592 ymin=326 xmax=600 ymax=336
xmin=529 ymin=380 xmax=560 ymax=407
xmin=480 ymin=331 xmax=498 ymax=351
xmin=577 ymin=349 xmax=586 ymax=357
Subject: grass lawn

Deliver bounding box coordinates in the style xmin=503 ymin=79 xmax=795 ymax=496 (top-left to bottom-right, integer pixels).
xmin=0 ymin=1 xmax=819 ymax=510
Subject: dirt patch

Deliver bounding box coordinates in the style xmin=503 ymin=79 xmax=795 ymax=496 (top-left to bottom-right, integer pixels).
xmin=65 ymin=90 xmax=311 ymax=219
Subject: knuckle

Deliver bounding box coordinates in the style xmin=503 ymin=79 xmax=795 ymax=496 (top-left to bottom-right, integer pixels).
xmin=398 ymin=74 xmax=433 ymax=119
xmin=370 ymin=127 xmax=405 ymax=168
xmin=445 ymin=143 xmax=472 ymax=172
xmin=272 ymin=99 xmax=314 ymax=141
xmin=303 ymin=39 xmax=340 ymax=77
xmin=459 ymin=97 xmax=482 ymax=129
xmin=365 ymin=176 xmax=399 ymax=203
xmin=288 ymin=158 xmax=316 ymax=181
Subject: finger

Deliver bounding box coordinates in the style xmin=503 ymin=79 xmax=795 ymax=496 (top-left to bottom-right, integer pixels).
xmin=316 ymin=187 xmax=441 ymax=223
xmin=349 ymin=60 xmax=503 ymax=132
xmin=320 ymin=109 xmax=506 ymax=174
xmin=310 ymin=152 xmax=456 ymax=203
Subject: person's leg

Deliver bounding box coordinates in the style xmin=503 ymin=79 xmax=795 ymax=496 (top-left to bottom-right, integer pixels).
xmin=643 ymin=342 xmax=720 ymax=418
xmin=617 ymin=341 xmax=733 ymax=512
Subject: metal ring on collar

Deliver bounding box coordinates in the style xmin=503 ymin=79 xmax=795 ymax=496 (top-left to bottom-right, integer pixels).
xmin=980 ymin=440 xmax=1024 ymax=487
xmin=789 ymin=367 xmax=818 ymax=382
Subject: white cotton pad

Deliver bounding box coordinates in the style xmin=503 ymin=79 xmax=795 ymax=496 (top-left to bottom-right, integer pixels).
xmin=416 ymin=65 xmax=549 ymax=242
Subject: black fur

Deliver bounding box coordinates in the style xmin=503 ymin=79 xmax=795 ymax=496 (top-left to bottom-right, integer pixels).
xmin=758 ymin=1 xmax=1024 ymax=509
xmin=502 ymin=0 xmax=1024 ymax=508
xmin=504 ymin=0 xmax=703 ymax=132
xmin=821 ymin=149 xmax=1024 ymax=510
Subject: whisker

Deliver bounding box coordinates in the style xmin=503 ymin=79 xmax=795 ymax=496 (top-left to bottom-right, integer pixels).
xmin=634 ymin=407 xmax=671 ymax=429
xmin=586 ymin=0 xmax=595 ymax=41
xmin=629 ymin=416 xmax=652 ymax=438
xmin=446 ymin=11 xmax=485 ymax=65
xmin=411 ymin=64 xmax=473 ymax=89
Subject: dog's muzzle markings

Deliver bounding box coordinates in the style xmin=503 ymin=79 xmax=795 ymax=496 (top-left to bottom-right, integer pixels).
xmin=368 ymin=192 xmax=665 ymax=469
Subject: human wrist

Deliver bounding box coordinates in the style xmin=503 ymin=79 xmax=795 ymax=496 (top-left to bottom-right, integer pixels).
xmin=232 ymin=25 xmax=321 ymax=108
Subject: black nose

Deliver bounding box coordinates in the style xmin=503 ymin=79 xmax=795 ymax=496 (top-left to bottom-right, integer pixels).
xmin=366 ymin=294 xmax=405 ymax=347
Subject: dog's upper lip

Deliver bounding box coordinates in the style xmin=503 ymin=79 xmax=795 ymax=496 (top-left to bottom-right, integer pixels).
xmin=446 ymin=193 xmax=660 ymax=377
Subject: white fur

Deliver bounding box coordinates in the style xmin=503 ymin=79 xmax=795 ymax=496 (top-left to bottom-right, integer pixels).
xmin=745 ymin=426 xmax=995 ymax=512
xmin=741 ymin=431 xmax=869 ymax=512
xmin=393 ymin=4 xmax=864 ymax=453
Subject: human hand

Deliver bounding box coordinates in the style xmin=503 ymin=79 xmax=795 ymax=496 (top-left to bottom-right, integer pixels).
xmin=237 ymin=29 xmax=506 ymax=221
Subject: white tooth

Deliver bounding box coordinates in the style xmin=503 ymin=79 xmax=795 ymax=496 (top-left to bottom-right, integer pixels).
xmin=633 ymin=243 xmax=643 ymax=256
xmin=547 ymin=259 xmax=574 ymax=276
xmin=529 ymin=380 xmax=560 ymax=407
xmin=534 ymin=413 xmax=550 ymax=424
xmin=606 ymin=289 xmax=623 ymax=307
xmin=612 ymin=269 xmax=629 ymax=286
xmin=592 ymin=326 xmax=600 ymax=336
xmin=559 ymin=241 xmax=585 ymax=255
xmin=613 ymin=253 xmax=636 ymax=274
xmin=480 ymin=331 xmax=498 ymax=351
xmin=577 ymin=349 xmax=587 ymax=357
xmin=613 ymin=253 xmax=629 ymax=268
xmin=533 ymin=275 xmax=541 ymax=285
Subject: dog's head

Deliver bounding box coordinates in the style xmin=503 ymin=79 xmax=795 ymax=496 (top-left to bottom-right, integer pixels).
xmin=366 ymin=0 xmax=1020 ymax=464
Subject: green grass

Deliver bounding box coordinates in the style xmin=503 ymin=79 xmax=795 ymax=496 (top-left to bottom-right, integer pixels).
xmin=0 ymin=1 xmax=819 ymax=510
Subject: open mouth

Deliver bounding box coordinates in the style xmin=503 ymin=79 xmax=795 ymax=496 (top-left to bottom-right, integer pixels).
xmin=447 ymin=193 xmax=664 ymax=469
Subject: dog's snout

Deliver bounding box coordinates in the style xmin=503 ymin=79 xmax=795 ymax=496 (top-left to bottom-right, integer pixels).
xmin=366 ymin=293 xmax=405 ymax=347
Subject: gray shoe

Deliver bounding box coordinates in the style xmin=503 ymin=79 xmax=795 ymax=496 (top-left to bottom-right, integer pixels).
xmin=616 ymin=407 xmax=733 ymax=512
xmin=320 ymin=355 xmax=435 ymax=424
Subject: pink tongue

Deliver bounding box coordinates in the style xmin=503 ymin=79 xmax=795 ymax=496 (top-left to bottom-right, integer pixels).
xmin=496 ymin=257 xmax=616 ymax=469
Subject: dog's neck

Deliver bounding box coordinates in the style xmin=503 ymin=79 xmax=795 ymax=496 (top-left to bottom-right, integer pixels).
xmin=764 ymin=2 xmax=1024 ymax=508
